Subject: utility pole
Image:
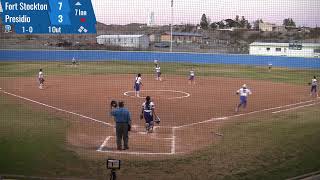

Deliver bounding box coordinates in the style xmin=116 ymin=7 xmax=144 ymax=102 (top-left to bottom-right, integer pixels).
xmin=170 ymin=0 xmax=173 ymax=52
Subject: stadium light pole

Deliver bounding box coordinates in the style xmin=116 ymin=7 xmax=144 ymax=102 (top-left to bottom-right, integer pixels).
xmin=170 ymin=0 xmax=173 ymax=52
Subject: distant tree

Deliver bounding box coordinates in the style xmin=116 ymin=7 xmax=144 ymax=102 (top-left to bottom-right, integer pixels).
xmin=225 ymin=19 xmax=240 ymax=28
xmin=240 ymin=16 xmax=246 ymax=28
xmin=247 ymin=22 xmax=252 ymax=29
xmin=183 ymin=24 xmax=195 ymax=32
xmin=240 ymin=16 xmax=251 ymax=29
xmin=200 ymin=14 xmax=209 ymax=30
xmin=207 ymin=17 xmax=212 ymax=26
xmin=235 ymin=15 xmax=240 ymax=22
xmin=253 ymin=19 xmax=263 ymax=30
xmin=210 ymin=22 xmax=218 ymax=30
xmin=216 ymin=21 xmax=225 ymax=29
xmin=283 ymin=18 xmax=296 ymax=27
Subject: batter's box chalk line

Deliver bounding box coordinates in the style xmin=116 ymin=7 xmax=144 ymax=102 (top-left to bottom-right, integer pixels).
xmin=123 ymin=89 xmax=190 ymax=100
xmin=96 ymin=131 xmax=175 ymax=155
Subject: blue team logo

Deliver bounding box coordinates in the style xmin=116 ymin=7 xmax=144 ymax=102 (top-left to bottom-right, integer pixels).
xmin=4 ymin=25 xmax=12 ymax=33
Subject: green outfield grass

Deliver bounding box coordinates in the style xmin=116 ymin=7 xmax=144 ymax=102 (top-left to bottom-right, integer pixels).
xmin=0 ymin=97 xmax=95 ymax=178
xmin=1 ymin=96 xmax=319 ymax=180
xmin=0 ymin=61 xmax=319 ymax=85
xmin=0 ymin=61 xmax=320 ymax=179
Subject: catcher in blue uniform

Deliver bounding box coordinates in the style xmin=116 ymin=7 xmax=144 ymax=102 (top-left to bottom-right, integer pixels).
xmin=140 ymin=96 xmax=160 ymax=133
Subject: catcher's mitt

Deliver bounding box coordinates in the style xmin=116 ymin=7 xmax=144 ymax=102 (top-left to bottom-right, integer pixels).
xmin=154 ymin=115 xmax=160 ymax=124
xmin=308 ymin=82 xmax=312 ymax=86
xmin=110 ymin=100 xmax=117 ymax=108
xmin=140 ymin=114 xmax=144 ymax=120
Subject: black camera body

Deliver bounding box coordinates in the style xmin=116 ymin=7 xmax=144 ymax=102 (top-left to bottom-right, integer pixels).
xmin=107 ymin=159 xmax=121 ymax=170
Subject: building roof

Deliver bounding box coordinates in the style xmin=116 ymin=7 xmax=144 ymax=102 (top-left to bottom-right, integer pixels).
xmin=250 ymin=42 xmax=320 ymax=47
xmin=164 ymin=32 xmax=202 ymax=37
xmin=96 ymin=35 xmax=146 ymax=39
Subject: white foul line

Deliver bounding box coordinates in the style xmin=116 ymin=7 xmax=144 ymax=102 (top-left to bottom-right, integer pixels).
xmin=97 ymin=136 xmax=112 ymax=151
xmin=175 ymin=99 xmax=319 ymax=129
xmin=171 ymin=128 xmax=176 ymax=154
xmin=1 ymin=90 xmax=114 ymax=127
xmin=272 ymin=102 xmax=320 ymax=114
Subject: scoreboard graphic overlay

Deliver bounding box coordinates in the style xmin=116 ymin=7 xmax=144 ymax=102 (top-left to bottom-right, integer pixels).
xmin=1 ymin=0 xmax=96 ymax=34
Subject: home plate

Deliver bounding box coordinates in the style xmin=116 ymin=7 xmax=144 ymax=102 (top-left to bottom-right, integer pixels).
xmin=138 ymin=131 xmax=148 ymax=135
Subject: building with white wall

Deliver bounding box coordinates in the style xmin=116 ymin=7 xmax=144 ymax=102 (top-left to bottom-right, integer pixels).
xmin=96 ymin=35 xmax=149 ymax=49
xmin=249 ymin=42 xmax=320 ymax=58
xmin=259 ymin=22 xmax=286 ymax=32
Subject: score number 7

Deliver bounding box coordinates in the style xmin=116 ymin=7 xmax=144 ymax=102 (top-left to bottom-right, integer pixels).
xmin=58 ymin=2 xmax=63 ymax=10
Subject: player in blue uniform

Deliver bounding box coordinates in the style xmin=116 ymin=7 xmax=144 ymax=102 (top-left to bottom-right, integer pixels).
xmin=140 ymin=96 xmax=159 ymax=133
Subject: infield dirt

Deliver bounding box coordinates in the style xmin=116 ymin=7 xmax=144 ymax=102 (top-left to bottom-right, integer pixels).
xmin=0 ymin=75 xmax=313 ymax=158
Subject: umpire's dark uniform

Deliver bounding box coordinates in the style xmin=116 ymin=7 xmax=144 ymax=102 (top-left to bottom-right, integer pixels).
xmin=110 ymin=102 xmax=131 ymax=150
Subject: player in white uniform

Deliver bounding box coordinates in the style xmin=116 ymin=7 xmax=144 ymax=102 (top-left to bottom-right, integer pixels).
xmin=155 ymin=65 xmax=162 ymax=81
xmin=235 ymin=84 xmax=252 ymax=112
xmin=189 ymin=68 xmax=195 ymax=84
xmin=38 ymin=69 xmax=45 ymax=89
xmin=268 ymin=63 xmax=272 ymax=72
xmin=72 ymin=57 xmax=76 ymax=66
xmin=154 ymin=59 xmax=158 ymax=67
xmin=134 ymin=73 xmax=143 ymax=97
xmin=310 ymin=76 xmax=318 ymax=97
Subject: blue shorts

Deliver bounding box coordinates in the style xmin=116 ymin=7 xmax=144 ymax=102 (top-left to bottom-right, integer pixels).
xmin=240 ymin=96 xmax=247 ymax=105
xmin=189 ymin=75 xmax=194 ymax=80
xmin=157 ymin=72 xmax=161 ymax=77
xmin=311 ymin=85 xmax=317 ymax=92
xmin=144 ymin=112 xmax=153 ymax=123
xmin=134 ymin=83 xmax=140 ymax=91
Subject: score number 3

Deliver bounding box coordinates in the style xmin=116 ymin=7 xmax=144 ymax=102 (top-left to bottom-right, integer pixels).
xmin=58 ymin=15 xmax=63 ymax=23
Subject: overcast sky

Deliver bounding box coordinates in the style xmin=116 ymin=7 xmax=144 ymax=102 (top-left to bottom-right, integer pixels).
xmin=92 ymin=0 xmax=320 ymax=27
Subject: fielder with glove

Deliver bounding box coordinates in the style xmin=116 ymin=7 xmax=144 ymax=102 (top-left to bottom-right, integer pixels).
xmin=140 ymin=96 xmax=160 ymax=133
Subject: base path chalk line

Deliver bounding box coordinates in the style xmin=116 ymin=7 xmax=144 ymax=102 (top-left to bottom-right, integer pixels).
xmin=97 ymin=136 xmax=113 ymax=151
xmin=171 ymin=127 xmax=176 ymax=154
xmin=272 ymin=102 xmax=320 ymax=114
xmin=123 ymin=89 xmax=190 ymax=100
xmin=175 ymin=99 xmax=320 ymax=129
xmin=1 ymin=90 xmax=169 ymax=130
xmin=1 ymin=90 xmax=114 ymax=127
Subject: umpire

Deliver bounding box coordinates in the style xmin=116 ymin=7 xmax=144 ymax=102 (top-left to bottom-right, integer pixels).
xmin=110 ymin=101 xmax=131 ymax=150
